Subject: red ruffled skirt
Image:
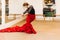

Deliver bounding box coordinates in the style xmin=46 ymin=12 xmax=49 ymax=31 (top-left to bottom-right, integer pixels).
xmin=0 ymin=14 xmax=36 ymax=34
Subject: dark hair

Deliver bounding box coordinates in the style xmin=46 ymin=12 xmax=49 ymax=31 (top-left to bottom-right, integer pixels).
xmin=23 ymin=2 xmax=29 ymax=6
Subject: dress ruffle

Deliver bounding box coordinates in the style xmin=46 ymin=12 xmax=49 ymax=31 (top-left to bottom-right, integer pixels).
xmin=0 ymin=23 xmax=36 ymax=34
xmin=0 ymin=14 xmax=36 ymax=34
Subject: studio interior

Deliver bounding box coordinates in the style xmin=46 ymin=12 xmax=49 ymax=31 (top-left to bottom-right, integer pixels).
xmin=0 ymin=0 xmax=60 ymax=40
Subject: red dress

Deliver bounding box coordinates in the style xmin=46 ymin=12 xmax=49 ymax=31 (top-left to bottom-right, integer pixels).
xmin=0 ymin=14 xmax=36 ymax=34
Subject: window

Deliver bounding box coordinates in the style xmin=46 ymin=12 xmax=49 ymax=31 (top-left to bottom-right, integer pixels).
xmin=43 ymin=0 xmax=56 ymax=17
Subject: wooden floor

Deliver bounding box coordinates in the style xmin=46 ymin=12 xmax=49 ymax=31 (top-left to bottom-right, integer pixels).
xmin=5 ymin=16 xmax=16 ymax=23
xmin=0 ymin=20 xmax=60 ymax=40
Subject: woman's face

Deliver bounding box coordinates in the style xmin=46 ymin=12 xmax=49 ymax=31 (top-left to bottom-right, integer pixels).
xmin=24 ymin=6 xmax=28 ymax=8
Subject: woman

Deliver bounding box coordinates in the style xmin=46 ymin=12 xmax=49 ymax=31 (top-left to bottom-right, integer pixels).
xmin=0 ymin=3 xmax=36 ymax=34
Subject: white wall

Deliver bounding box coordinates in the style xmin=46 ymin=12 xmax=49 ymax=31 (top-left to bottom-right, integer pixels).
xmin=55 ymin=0 xmax=60 ymax=15
xmin=9 ymin=0 xmax=60 ymax=15
xmin=9 ymin=0 xmax=43 ymax=14
xmin=9 ymin=0 xmax=25 ymax=14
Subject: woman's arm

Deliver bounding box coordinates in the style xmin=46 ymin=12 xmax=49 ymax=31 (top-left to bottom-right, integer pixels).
xmin=23 ymin=5 xmax=33 ymax=14
xmin=23 ymin=8 xmax=29 ymax=14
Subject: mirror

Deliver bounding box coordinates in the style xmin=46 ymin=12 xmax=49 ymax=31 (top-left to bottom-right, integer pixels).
xmin=5 ymin=0 xmax=16 ymax=23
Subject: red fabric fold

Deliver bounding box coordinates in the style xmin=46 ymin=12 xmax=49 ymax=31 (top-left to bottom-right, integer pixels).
xmin=0 ymin=14 xmax=36 ymax=34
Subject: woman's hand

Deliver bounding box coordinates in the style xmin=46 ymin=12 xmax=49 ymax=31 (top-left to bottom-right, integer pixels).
xmin=22 ymin=14 xmax=24 ymax=17
xmin=25 ymin=13 xmax=28 ymax=16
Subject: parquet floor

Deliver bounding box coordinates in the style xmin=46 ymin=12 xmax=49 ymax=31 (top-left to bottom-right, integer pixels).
xmin=0 ymin=20 xmax=60 ymax=40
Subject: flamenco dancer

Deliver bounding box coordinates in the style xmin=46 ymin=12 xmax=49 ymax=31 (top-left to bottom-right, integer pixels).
xmin=0 ymin=2 xmax=36 ymax=34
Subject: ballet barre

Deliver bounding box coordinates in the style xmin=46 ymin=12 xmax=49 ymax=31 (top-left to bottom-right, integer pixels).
xmin=36 ymin=14 xmax=60 ymax=22
xmin=8 ymin=14 xmax=60 ymax=22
